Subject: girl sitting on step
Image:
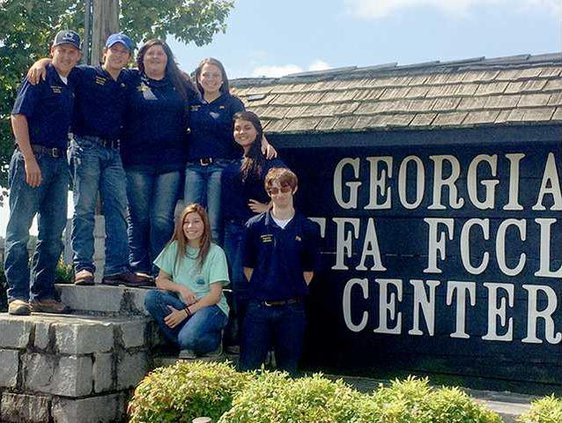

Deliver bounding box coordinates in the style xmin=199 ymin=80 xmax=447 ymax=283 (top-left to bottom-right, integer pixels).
xmin=144 ymin=203 xmax=229 ymax=358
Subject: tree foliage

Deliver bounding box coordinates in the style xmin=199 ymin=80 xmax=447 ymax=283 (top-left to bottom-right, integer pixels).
xmin=0 ymin=0 xmax=234 ymax=186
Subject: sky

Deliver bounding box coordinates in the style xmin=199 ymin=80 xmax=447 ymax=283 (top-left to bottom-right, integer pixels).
xmin=169 ymin=0 xmax=561 ymax=79
xmin=0 ymin=0 xmax=560 ymax=236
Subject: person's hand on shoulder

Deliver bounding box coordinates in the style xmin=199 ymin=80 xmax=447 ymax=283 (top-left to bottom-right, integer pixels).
xmin=261 ymin=134 xmax=278 ymax=159
xmin=27 ymin=58 xmax=52 ymax=85
xmin=248 ymin=199 xmax=271 ymax=214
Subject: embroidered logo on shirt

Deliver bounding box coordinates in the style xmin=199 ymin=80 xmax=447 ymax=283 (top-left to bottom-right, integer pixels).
xmin=260 ymin=234 xmax=273 ymax=243
xmin=295 ymin=236 xmax=302 ymax=242
xmin=190 ymin=105 xmax=201 ymax=112
xmin=195 ymin=276 xmax=205 ymax=285
xmin=51 ymin=85 xmax=63 ymax=94
xmin=95 ymin=76 xmax=107 ymax=85
xmin=140 ymin=83 xmax=157 ymax=100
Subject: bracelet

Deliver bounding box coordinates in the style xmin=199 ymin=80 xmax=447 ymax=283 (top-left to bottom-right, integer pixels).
xmin=184 ymin=307 xmax=192 ymax=317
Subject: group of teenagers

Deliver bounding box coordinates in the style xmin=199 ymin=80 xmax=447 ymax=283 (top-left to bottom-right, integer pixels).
xmin=3 ymin=30 xmax=320 ymax=374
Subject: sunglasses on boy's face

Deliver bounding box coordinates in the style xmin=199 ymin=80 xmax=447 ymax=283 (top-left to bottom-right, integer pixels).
xmin=267 ymin=186 xmax=292 ymax=195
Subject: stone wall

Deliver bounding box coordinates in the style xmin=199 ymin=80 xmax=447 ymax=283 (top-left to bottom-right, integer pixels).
xmin=0 ymin=285 xmax=161 ymax=423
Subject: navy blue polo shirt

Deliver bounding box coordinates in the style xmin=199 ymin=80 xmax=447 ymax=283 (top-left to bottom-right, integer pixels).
xmin=222 ymin=158 xmax=287 ymax=223
xmin=187 ymin=93 xmax=245 ymax=161
xmin=242 ymin=211 xmax=321 ymax=301
xmin=121 ymin=74 xmax=198 ymax=172
xmin=11 ymin=64 xmax=75 ymax=149
xmin=70 ymin=65 xmax=134 ymax=141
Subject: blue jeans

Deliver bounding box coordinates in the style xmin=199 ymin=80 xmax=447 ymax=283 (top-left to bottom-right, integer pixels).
xmin=4 ymin=149 xmax=69 ymax=302
xmin=223 ymin=220 xmax=249 ymax=344
xmin=184 ymin=160 xmax=231 ymax=244
xmin=126 ymin=169 xmax=181 ymax=275
xmin=144 ymin=290 xmax=228 ymax=354
xmin=239 ymin=301 xmax=306 ymax=375
xmin=69 ymin=136 xmax=129 ymax=276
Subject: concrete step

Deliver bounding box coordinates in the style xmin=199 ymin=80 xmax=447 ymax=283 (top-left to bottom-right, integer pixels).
xmin=56 ymin=283 xmax=151 ymax=316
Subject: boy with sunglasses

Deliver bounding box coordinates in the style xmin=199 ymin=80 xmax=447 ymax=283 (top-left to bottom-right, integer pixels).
xmin=239 ymin=168 xmax=320 ymax=374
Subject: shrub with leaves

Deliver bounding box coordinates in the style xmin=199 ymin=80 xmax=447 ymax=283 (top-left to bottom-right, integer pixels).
xmin=357 ymin=376 xmax=503 ymax=423
xmin=518 ymin=395 xmax=562 ymax=423
xmin=358 ymin=376 xmax=433 ymax=422
xmin=422 ymin=386 xmax=503 ymax=423
xmin=219 ymin=372 xmax=365 ymax=423
xmin=128 ymin=360 xmax=250 ymax=423
xmin=55 ymin=259 xmax=73 ymax=284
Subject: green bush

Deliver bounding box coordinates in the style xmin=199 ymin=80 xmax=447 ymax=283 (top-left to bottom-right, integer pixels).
xmin=219 ymin=372 xmax=365 ymax=423
xmin=357 ymin=377 xmax=503 ymax=423
xmin=128 ymin=363 xmax=502 ymax=423
xmin=358 ymin=376 xmax=433 ymax=422
xmin=422 ymin=386 xmax=503 ymax=423
xmin=518 ymin=395 xmax=562 ymax=423
xmin=55 ymin=259 xmax=73 ymax=284
xmin=128 ymin=360 xmax=251 ymax=423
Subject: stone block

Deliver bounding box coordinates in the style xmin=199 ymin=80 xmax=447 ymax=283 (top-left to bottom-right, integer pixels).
xmin=34 ymin=321 xmax=52 ymax=350
xmin=22 ymin=353 xmax=55 ymax=393
xmin=54 ymin=320 xmax=114 ymax=354
xmin=58 ymin=285 xmax=124 ymax=314
xmin=0 ymin=349 xmax=19 ymax=388
xmin=53 ymin=356 xmax=93 ymax=397
xmin=119 ymin=319 xmax=147 ymax=348
xmin=123 ymin=288 xmax=151 ymax=316
xmin=0 ymin=317 xmax=33 ymax=348
xmin=0 ymin=392 xmax=50 ymax=423
xmin=117 ymin=351 xmax=148 ymax=389
xmin=24 ymin=353 xmax=93 ymax=397
xmin=93 ymin=352 xmax=114 ymax=393
xmin=52 ymin=392 xmax=128 ymax=423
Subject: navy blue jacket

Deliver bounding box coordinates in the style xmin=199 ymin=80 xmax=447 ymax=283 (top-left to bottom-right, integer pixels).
xmin=187 ymin=93 xmax=245 ymax=161
xmin=121 ymin=73 xmax=199 ymax=172
xmin=242 ymin=211 xmax=321 ymax=301
xmin=70 ymin=65 xmax=134 ymax=141
xmin=12 ymin=64 xmax=75 ymax=149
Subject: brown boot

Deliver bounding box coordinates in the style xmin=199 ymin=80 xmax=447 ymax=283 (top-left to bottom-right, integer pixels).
xmin=8 ymin=299 xmax=31 ymax=316
xmin=102 ymin=271 xmax=154 ymax=288
xmin=30 ymin=298 xmax=70 ymax=314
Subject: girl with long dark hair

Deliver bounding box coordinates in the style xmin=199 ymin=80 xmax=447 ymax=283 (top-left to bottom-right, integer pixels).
xmin=221 ymin=111 xmax=286 ymax=350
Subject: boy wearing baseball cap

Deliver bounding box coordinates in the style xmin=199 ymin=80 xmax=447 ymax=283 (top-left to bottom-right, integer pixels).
xmin=27 ymin=33 xmax=152 ymax=288
xmin=5 ymin=30 xmax=81 ymax=315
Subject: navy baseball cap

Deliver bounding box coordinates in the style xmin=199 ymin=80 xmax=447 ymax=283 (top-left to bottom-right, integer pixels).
xmin=105 ymin=33 xmax=135 ymax=51
xmin=53 ymin=30 xmax=81 ymax=50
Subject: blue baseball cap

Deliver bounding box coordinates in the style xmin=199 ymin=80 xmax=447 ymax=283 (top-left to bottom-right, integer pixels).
xmin=53 ymin=30 xmax=81 ymax=50
xmin=105 ymin=33 xmax=135 ymax=51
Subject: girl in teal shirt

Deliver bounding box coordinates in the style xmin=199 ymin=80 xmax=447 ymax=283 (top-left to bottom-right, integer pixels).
xmin=144 ymin=203 xmax=229 ymax=358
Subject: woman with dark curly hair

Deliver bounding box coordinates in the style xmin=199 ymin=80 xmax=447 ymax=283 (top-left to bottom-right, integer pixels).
xmin=122 ymin=39 xmax=199 ymax=278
